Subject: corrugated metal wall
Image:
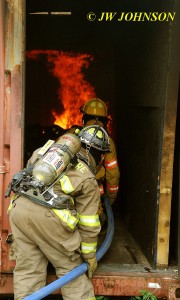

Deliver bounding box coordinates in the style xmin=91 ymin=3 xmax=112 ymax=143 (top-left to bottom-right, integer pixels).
xmin=0 ymin=0 xmax=25 ymax=277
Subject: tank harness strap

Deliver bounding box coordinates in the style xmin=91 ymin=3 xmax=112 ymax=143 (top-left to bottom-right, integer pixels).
xmin=17 ymin=189 xmax=75 ymax=210
xmin=76 ymin=153 xmax=95 ymax=175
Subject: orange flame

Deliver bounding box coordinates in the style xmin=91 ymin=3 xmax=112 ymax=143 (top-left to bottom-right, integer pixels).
xmin=26 ymin=50 xmax=96 ymax=129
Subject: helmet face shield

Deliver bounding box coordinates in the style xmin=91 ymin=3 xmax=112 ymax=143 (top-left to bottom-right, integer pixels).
xmin=78 ymin=125 xmax=110 ymax=153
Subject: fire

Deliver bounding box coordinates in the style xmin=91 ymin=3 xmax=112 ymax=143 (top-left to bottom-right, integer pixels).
xmin=26 ymin=50 xmax=96 ymax=129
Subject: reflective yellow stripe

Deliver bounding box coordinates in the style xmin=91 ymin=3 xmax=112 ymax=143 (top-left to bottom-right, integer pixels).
xmin=7 ymin=202 xmax=13 ymax=211
xmin=59 ymin=175 xmax=74 ymax=194
xmin=79 ymin=214 xmax=100 ymax=227
xmin=53 ymin=209 xmax=79 ymax=230
xmin=7 ymin=195 xmax=18 ymax=212
xmin=88 ymin=127 xmax=103 ymax=139
xmin=89 ymin=298 xmax=96 ymax=300
xmin=81 ymin=242 xmax=97 ymax=254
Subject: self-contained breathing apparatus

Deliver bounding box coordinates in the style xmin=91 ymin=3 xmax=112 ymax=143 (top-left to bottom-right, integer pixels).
xmin=5 ymin=133 xmax=81 ymax=209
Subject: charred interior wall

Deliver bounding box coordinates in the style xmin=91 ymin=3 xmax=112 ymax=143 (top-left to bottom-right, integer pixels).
xmin=26 ymin=0 xmax=176 ymax=266
xmin=114 ymin=21 xmax=171 ymax=266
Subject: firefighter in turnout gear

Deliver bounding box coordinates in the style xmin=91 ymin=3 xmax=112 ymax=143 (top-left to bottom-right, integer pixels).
xmin=7 ymin=126 xmax=110 ymax=300
xmin=69 ymin=98 xmax=120 ymax=217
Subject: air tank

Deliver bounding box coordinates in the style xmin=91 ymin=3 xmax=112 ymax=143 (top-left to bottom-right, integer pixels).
xmin=32 ymin=133 xmax=81 ymax=186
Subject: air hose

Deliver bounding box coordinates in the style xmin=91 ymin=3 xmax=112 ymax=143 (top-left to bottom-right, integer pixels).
xmin=23 ymin=196 xmax=114 ymax=300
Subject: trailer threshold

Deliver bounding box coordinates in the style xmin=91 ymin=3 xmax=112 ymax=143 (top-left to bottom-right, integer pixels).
xmin=1 ymin=267 xmax=180 ymax=299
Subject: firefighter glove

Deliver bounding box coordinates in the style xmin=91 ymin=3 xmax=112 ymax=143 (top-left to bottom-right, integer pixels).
xmin=97 ymin=199 xmax=103 ymax=216
xmin=84 ymin=256 xmax=97 ymax=278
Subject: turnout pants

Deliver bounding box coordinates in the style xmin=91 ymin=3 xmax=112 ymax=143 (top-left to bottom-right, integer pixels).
xmin=9 ymin=196 xmax=96 ymax=300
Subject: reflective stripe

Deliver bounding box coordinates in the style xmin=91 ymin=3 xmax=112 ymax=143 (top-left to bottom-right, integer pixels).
xmin=99 ymin=184 xmax=104 ymax=195
xmin=87 ymin=128 xmax=103 ymax=139
xmin=81 ymin=241 xmax=97 ymax=254
xmin=88 ymin=298 xmax=96 ymax=300
xmin=7 ymin=202 xmax=13 ymax=211
xmin=59 ymin=175 xmax=74 ymax=194
xmin=104 ymin=159 xmax=118 ymax=169
xmin=53 ymin=209 xmax=79 ymax=230
xmin=106 ymin=183 xmax=119 ymax=192
xmin=7 ymin=195 xmax=18 ymax=212
xmin=79 ymin=214 xmax=100 ymax=227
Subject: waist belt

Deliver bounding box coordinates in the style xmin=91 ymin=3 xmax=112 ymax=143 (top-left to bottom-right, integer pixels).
xmin=17 ymin=189 xmax=75 ymax=210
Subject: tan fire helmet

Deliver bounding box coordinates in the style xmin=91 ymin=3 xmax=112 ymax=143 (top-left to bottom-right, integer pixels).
xmin=78 ymin=125 xmax=110 ymax=153
xmin=80 ymin=98 xmax=108 ymax=117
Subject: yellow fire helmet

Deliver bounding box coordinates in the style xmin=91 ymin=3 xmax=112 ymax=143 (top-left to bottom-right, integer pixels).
xmin=80 ymin=98 xmax=108 ymax=117
xmin=78 ymin=125 xmax=110 ymax=152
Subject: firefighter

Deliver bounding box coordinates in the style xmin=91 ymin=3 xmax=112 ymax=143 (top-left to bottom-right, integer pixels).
xmin=69 ymin=98 xmax=120 ymax=222
xmin=7 ymin=126 xmax=110 ymax=300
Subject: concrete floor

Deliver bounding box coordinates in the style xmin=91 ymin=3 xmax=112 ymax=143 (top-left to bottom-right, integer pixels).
xmin=97 ymin=216 xmax=151 ymax=273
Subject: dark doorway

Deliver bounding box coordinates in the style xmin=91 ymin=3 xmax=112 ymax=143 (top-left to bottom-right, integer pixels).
xmin=25 ymin=0 xmax=175 ymax=268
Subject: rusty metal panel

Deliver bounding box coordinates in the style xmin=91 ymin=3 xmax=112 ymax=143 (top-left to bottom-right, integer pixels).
xmin=0 ymin=0 xmax=25 ymax=278
xmin=1 ymin=65 xmax=24 ymax=274
xmin=0 ymin=272 xmax=180 ymax=299
xmin=0 ymin=0 xmax=5 ymax=279
xmin=5 ymin=0 xmax=25 ymax=71
xmin=45 ymin=271 xmax=180 ymax=299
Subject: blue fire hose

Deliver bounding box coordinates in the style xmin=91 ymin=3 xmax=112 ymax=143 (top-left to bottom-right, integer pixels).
xmin=23 ymin=196 xmax=114 ymax=300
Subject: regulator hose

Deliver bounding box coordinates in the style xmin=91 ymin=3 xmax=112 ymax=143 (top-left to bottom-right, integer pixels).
xmin=23 ymin=196 xmax=114 ymax=300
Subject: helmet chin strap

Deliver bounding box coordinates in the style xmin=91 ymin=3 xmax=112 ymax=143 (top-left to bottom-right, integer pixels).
xmin=85 ymin=143 xmax=91 ymax=166
xmin=95 ymin=154 xmax=105 ymax=174
xmin=94 ymin=117 xmax=101 ymax=125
